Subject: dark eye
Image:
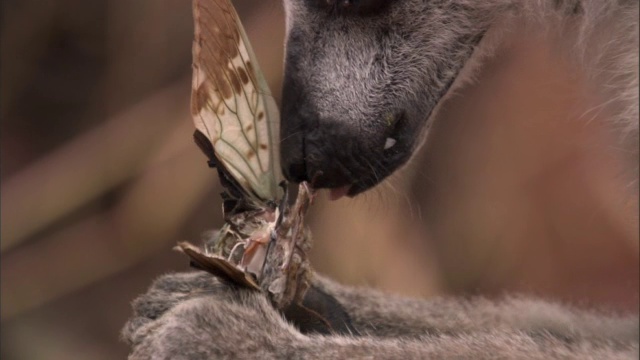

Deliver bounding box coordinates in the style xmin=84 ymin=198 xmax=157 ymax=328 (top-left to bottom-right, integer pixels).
xmin=313 ymin=0 xmax=392 ymax=15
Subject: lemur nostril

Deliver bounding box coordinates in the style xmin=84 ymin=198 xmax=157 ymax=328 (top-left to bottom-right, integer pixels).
xmin=309 ymin=170 xmax=324 ymax=187
xmin=383 ymin=112 xmax=405 ymax=149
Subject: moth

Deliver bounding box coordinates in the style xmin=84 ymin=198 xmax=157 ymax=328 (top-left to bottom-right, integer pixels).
xmin=176 ymin=0 xmax=314 ymax=310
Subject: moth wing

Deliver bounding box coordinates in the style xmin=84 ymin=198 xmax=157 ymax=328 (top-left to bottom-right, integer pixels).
xmin=191 ymin=0 xmax=281 ymax=203
xmin=176 ymin=241 xmax=260 ymax=290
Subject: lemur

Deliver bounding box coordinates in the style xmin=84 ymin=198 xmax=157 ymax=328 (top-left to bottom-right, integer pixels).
xmin=123 ymin=1 xmax=639 ymax=358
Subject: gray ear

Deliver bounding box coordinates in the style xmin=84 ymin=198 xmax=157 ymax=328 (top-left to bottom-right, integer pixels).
xmin=282 ymin=284 xmax=359 ymax=336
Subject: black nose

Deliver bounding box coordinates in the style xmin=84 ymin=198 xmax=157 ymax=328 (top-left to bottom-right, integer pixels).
xmin=279 ymin=74 xmax=373 ymax=188
xmin=280 ymin=114 xmax=363 ymax=188
xmin=283 ymin=126 xmax=369 ymax=188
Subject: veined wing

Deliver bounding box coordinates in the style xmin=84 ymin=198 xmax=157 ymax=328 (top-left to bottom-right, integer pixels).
xmin=175 ymin=241 xmax=260 ymax=289
xmin=191 ymin=0 xmax=281 ymax=203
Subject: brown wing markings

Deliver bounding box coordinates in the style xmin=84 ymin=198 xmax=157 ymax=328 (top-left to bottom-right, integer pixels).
xmin=196 ymin=0 xmax=239 ymax=48
xmin=200 ymin=1 xmax=264 ymax=150
xmin=194 ymin=2 xmax=240 ymax=106
xmin=193 ymin=15 xmax=238 ymax=121
xmin=195 ymin=19 xmax=239 ymax=105
xmin=195 ymin=42 xmax=237 ymax=117
xmin=195 ymin=2 xmax=266 ymax=171
xmin=229 ymin=64 xmax=242 ymax=94
xmin=193 ymin=1 xmax=234 ymax=150
xmin=197 ymin=23 xmax=253 ymax=118
xmin=229 ymin=40 xmax=265 ymax=167
xmin=216 ymin=138 xmax=261 ymax=186
xmin=191 ymin=56 xmax=214 ymax=142
xmin=197 ymin=33 xmax=238 ymax=119
xmin=224 ymin=22 xmax=271 ymax=172
xmin=191 ymin=72 xmax=209 ymax=115
xmin=206 ymin=0 xmax=238 ymax=38
xmin=195 ymin=31 xmax=259 ymax=181
xmin=245 ymin=62 xmax=260 ymax=113
xmin=195 ymin=93 xmax=224 ymax=155
xmin=197 ymin=2 xmax=255 ymax=113
xmin=246 ymin=61 xmax=258 ymax=94
xmin=192 ymin=61 xmax=230 ymax=155
xmin=195 ymin=6 xmax=258 ymax=121
xmin=237 ymin=66 xmax=249 ymax=85
xmin=197 ymin=38 xmax=263 ymax=164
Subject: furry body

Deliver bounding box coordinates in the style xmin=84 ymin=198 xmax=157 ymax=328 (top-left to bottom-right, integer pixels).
xmin=123 ymin=272 xmax=638 ymax=359
xmin=123 ymin=1 xmax=639 ymax=358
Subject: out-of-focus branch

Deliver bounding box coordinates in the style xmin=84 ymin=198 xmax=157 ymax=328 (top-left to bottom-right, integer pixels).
xmin=0 ymin=0 xmax=56 ymax=116
xmin=1 ymin=118 xmax=216 ymax=319
xmin=1 ymin=81 xmax=189 ymax=252
xmin=0 ymin=1 xmax=288 ymax=320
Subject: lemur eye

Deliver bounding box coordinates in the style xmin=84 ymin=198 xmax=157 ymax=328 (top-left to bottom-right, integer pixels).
xmin=315 ymin=0 xmax=391 ymax=15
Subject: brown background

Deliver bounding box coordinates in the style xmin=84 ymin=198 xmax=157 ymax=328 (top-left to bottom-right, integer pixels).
xmin=2 ymin=1 xmax=638 ymax=359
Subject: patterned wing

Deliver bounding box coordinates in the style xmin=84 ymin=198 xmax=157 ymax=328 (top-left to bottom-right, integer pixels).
xmin=175 ymin=241 xmax=260 ymax=289
xmin=191 ymin=0 xmax=281 ymax=203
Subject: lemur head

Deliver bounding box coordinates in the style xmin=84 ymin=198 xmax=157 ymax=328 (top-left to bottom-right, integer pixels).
xmin=280 ymin=0 xmax=498 ymax=196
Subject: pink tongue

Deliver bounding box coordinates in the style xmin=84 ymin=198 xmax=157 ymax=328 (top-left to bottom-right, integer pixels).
xmin=328 ymin=185 xmax=350 ymax=201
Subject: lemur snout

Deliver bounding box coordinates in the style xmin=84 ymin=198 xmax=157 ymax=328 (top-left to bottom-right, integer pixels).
xmin=279 ymin=17 xmax=424 ymax=195
xmin=280 ymin=91 xmax=410 ymax=196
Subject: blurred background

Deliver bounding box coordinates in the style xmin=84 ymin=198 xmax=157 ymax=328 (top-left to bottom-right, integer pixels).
xmin=1 ymin=0 xmax=638 ymax=358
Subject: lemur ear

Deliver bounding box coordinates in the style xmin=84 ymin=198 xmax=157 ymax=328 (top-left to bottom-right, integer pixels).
xmin=313 ymin=0 xmax=393 ymax=15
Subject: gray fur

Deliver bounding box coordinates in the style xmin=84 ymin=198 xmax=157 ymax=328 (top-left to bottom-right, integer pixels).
xmin=279 ymin=0 xmax=639 ymax=193
xmin=122 ymin=271 xmax=638 ymax=359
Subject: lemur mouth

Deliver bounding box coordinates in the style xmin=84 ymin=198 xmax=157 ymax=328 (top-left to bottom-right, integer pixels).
xmin=323 ymin=164 xmax=394 ymax=200
xmin=328 ymin=185 xmax=351 ymax=201
xmin=328 ymin=177 xmax=386 ymax=200
xmin=327 ymin=183 xmax=369 ymax=201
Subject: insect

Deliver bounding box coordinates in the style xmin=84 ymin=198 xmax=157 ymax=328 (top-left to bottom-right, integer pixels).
xmin=176 ymin=0 xmax=315 ymax=310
